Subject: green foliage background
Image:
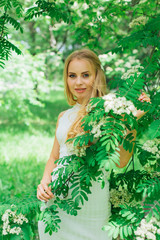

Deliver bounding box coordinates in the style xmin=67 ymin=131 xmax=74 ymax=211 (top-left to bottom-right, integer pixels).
xmin=0 ymin=0 xmax=160 ymax=239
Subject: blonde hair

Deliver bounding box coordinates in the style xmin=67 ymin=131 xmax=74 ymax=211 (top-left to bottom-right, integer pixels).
xmin=63 ymin=48 xmax=108 ymax=140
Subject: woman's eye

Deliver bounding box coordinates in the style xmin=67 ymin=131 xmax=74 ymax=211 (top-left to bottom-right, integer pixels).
xmin=69 ymin=74 xmax=75 ymax=78
xmin=83 ymin=74 xmax=89 ymax=78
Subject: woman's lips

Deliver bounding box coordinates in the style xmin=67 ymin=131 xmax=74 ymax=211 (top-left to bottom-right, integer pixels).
xmin=75 ymin=88 xmax=86 ymax=93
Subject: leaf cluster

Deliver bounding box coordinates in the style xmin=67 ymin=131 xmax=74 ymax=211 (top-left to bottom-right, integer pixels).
xmin=0 ymin=0 xmax=23 ymax=67
xmin=24 ymin=0 xmax=70 ymax=23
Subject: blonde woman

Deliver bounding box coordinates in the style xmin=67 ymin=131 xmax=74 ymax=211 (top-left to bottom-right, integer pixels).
xmin=37 ymin=49 xmax=150 ymax=240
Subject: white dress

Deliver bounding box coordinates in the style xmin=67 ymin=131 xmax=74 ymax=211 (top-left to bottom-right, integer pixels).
xmin=38 ymin=103 xmax=112 ymax=240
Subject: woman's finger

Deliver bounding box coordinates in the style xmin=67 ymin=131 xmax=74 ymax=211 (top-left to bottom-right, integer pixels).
xmin=37 ymin=192 xmax=47 ymax=202
xmin=138 ymin=93 xmax=151 ymax=103
xmin=44 ymin=186 xmax=54 ymax=198
xmin=41 ymin=183 xmax=54 ymax=198
xmin=37 ymin=184 xmax=51 ymax=200
xmin=140 ymin=97 xmax=150 ymax=102
xmin=37 ymin=190 xmax=47 ymax=202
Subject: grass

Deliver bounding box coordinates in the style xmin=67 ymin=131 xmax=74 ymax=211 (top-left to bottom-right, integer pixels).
xmin=0 ymin=90 xmax=69 ymax=239
xmin=0 ymin=89 xmax=69 ymax=196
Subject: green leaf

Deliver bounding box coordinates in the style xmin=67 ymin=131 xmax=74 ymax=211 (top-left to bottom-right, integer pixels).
xmin=108 ymin=225 xmax=116 ymax=237
xmin=128 ymin=226 xmax=132 ymax=236
xmin=110 ymin=140 xmax=116 ymax=151
xmin=71 ymin=186 xmax=79 ymax=198
xmin=122 ymin=211 xmax=130 ymax=217
xmin=80 ymin=191 xmax=88 ymax=201
xmin=112 ymin=226 xmax=119 ymax=238
xmin=152 ymin=207 xmax=159 ymax=219
xmin=146 ymin=210 xmax=152 ymax=222
xmin=75 ymin=195 xmax=81 ymax=206
xmin=106 ymin=142 xmax=111 ymax=151
xmin=123 ymin=225 xmax=128 ymax=237
xmin=126 ymin=213 xmax=135 ymax=220
xmin=21 ymin=224 xmax=33 ymax=240
xmin=147 ymin=120 xmax=160 ymax=139
xmin=120 ymin=226 xmax=125 ymax=239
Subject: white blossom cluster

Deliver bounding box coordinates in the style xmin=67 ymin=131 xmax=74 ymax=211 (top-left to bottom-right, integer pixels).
xmin=86 ymin=102 xmax=98 ymax=112
xmin=135 ymin=217 xmax=160 ymax=240
xmin=142 ymin=139 xmax=160 ymax=159
xmin=102 ymin=93 xmax=137 ymax=116
xmin=67 ymin=141 xmax=87 ymax=157
xmin=2 ymin=205 xmax=28 ymax=236
xmin=89 ymin=117 xmax=107 ymax=138
xmin=121 ymin=65 xmax=144 ymax=80
xmin=129 ymin=16 xmax=148 ymax=28
xmin=110 ymin=188 xmax=134 ymax=208
xmin=99 ymin=52 xmax=141 ymax=76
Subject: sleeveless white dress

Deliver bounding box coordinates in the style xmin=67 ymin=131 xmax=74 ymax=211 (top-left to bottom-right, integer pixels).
xmin=38 ymin=103 xmax=112 ymax=240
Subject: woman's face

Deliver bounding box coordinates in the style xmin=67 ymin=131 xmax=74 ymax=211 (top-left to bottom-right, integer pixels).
xmin=67 ymin=58 xmax=96 ymax=104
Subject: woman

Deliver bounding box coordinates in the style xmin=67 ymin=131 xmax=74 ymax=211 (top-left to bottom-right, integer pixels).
xmin=37 ymin=48 xmax=150 ymax=240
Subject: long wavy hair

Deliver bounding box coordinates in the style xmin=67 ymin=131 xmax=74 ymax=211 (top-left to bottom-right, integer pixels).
xmin=64 ymin=48 xmax=108 ymax=140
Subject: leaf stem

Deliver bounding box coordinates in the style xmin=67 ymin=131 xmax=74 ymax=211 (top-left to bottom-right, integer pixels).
xmin=52 ymin=171 xmax=75 ymax=195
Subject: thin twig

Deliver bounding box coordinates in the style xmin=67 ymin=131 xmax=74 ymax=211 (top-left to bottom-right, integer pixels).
xmin=52 ymin=171 xmax=75 ymax=195
xmin=124 ymin=154 xmax=134 ymax=174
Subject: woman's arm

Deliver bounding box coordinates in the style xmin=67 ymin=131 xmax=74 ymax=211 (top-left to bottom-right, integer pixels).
xmin=116 ymin=92 xmax=151 ymax=168
xmin=37 ymin=111 xmax=65 ymax=202
xmin=116 ymin=128 xmax=137 ymax=168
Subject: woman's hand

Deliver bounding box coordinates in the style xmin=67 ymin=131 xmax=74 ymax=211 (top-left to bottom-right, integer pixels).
xmin=136 ymin=92 xmax=151 ymax=120
xmin=138 ymin=92 xmax=151 ymax=103
xmin=37 ymin=177 xmax=54 ymax=202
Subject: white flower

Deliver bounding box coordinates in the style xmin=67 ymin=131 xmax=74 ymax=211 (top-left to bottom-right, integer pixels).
xmin=2 ymin=229 xmax=8 ymax=235
xmin=142 ymin=139 xmax=160 ymax=157
xmin=10 ymin=226 xmax=21 ymax=235
xmin=67 ymin=139 xmax=87 ymax=157
xmin=2 ymin=208 xmax=29 ymax=236
xmin=146 ymin=232 xmax=156 ymax=240
xmin=157 ymin=229 xmax=160 ymax=235
xmin=109 ymin=188 xmax=134 ymax=208
xmin=86 ymin=102 xmax=98 ymax=112
xmin=129 ymin=16 xmax=148 ymax=28
xmin=89 ymin=117 xmax=106 ymax=139
xmin=102 ymin=93 xmax=137 ymax=117
xmin=82 ymin=3 xmax=89 ymax=10
xmin=135 ymin=217 xmax=159 ymax=239
xmin=121 ymin=65 xmax=144 ymax=80
xmin=105 ymin=66 xmax=113 ymax=72
xmin=2 ymin=213 xmax=9 ymax=222
xmin=103 ymin=93 xmax=115 ymax=101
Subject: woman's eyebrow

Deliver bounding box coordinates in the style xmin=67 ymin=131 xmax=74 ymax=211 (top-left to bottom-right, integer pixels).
xmin=68 ymin=71 xmax=90 ymax=74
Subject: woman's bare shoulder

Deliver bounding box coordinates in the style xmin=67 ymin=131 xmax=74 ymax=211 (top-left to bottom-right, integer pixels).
xmin=55 ymin=111 xmax=67 ymax=130
xmin=58 ymin=106 xmax=72 ymax=121
xmin=58 ymin=110 xmax=67 ymax=119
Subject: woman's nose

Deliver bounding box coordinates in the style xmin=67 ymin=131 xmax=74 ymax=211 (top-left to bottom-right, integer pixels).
xmin=76 ymin=76 xmax=82 ymax=84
